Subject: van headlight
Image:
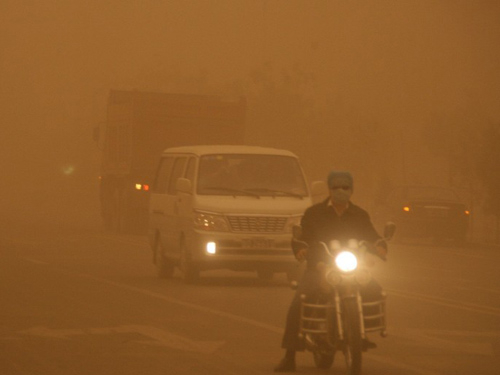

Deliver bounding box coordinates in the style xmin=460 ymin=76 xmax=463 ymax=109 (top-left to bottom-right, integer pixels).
xmin=284 ymin=215 xmax=302 ymax=233
xmin=193 ymin=211 xmax=229 ymax=232
xmin=335 ymin=251 xmax=358 ymax=273
xmin=206 ymin=241 xmax=217 ymax=255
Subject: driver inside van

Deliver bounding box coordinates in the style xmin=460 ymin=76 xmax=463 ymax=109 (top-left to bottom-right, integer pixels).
xmin=198 ymin=156 xmax=236 ymax=191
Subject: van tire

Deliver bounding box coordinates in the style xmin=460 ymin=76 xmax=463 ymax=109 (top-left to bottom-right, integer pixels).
xmin=180 ymin=241 xmax=200 ymax=284
xmin=155 ymin=240 xmax=175 ymax=279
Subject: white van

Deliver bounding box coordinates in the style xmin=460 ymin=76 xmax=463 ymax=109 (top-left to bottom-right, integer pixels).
xmin=148 ymin=145 xmax=320 ymax=283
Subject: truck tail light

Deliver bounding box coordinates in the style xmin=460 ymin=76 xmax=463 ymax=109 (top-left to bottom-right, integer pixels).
xmin=135 ymin=183 xmax=150 ymax=191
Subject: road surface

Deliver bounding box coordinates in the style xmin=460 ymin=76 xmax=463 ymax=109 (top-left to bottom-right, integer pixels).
xmin=1 ymin=212 xmax=499 ymax=375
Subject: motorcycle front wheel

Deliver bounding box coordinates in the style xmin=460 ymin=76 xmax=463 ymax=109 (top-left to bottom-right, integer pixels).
xmin=342 ymin=298 xmax=363 ymax=375
xmin=313 ymin=349 xmax=334 ymax=369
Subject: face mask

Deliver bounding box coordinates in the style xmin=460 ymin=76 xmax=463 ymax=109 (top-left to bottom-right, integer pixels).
xmin=331 ymin=188 xmax=352 ymax=205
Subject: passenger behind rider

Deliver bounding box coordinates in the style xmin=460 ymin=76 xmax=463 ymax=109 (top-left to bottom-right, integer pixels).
xmin=274 ymin=170 xmax=388 ymax=373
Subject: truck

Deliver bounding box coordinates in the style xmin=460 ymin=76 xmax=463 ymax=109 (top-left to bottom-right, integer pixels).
xmin=95 ymin=89 xmax=246 ymax=233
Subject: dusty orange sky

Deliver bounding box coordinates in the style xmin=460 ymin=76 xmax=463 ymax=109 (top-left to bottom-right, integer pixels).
xmin=1 ymin=0 xmax=499 ymax=213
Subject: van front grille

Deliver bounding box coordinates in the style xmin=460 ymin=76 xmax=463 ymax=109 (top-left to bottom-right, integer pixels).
xmin=227 ymin=216 xmax=287 ymax=233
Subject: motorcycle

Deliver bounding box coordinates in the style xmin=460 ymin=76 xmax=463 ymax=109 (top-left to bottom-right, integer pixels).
xmin=294 ymin=222 xmax=395 ymax=375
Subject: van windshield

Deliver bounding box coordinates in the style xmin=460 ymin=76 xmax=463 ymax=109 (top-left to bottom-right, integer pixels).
xmin=197 ymin=154 xmax=308 ymax=197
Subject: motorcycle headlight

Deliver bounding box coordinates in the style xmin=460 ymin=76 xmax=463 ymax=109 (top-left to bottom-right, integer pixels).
xmin=193 ymin=211 xmax=229 ymax=232
xmin=335 ymin=251 xmax=358 ymax=273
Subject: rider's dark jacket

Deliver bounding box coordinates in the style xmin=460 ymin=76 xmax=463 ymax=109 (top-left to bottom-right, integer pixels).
xmin=292 ymin=198 xmax=385 ymax=269
xmin=281 ymin=198 xmax=385 ymax=351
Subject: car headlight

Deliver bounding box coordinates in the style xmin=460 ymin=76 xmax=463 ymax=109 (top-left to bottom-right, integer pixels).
xmin=193 ymin=211 xmax=229 ymax=232
xmin=335 ymin=251 xmax=358 ymax=273
xmin=284 ymin=215 xmax=302 ymax=233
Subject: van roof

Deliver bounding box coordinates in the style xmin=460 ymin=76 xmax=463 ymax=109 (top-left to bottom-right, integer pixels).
xmin=161 ymin=145 xmax=298 ymax=157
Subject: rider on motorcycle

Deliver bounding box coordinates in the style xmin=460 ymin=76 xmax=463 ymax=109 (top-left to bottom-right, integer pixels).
xmin=274 ymin=170 xmax=388 ymax=373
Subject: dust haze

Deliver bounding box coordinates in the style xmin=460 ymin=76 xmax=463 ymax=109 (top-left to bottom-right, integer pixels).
xmin=1 ymin=0 xmax=500 ymax=233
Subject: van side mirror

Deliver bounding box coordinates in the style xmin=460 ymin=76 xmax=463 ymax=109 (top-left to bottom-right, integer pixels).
xmin=176 ymin=177 xmax=192 ymax=194
xmin=383 ymin=222 xmax=396 ymax=241
xmin=310 ymin=180 xmax=328 ymax=203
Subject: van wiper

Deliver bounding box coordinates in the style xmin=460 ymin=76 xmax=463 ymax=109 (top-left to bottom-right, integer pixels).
xmin=247 ymin=188 xmax=304 ymax=199
xmin=203 ymin=187 xmax=261 ymax=198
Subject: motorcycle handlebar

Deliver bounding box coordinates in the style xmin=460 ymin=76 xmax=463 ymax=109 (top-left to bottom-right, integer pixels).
xmin=315 ymin=240 xmax=387 ymax=261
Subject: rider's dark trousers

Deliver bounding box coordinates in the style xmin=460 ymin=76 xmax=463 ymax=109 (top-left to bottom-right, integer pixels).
xmin=280 ymin=269 xmax=383 ymax=351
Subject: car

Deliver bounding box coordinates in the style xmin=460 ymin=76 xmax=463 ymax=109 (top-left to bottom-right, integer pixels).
xmin=373 ymin=185 xmax=470 ymax=243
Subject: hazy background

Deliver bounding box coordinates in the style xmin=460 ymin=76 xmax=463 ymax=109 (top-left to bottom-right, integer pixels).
xmin=1 ymin=0 xmax=499 ymax=238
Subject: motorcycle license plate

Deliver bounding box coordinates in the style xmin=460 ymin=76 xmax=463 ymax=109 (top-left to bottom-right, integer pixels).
xmin=242 ymin=238 xmax=274 ymax=249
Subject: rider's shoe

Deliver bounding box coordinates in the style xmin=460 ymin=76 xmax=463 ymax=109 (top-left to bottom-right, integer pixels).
xmin=362 ymin=338 xmax=377 ymax=351
xmin=274 ymin=357 xmax=296 ymax=372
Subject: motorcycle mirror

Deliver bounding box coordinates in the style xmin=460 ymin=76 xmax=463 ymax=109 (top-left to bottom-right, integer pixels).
xmin=292 ymin=225 xmax=302 ymax=240
xmin=383 ymin=222 xmax=396 ymax=241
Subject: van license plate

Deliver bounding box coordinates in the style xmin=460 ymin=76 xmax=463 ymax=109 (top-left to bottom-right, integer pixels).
xmin=243 ymin=239 xmax=274 ymax=249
